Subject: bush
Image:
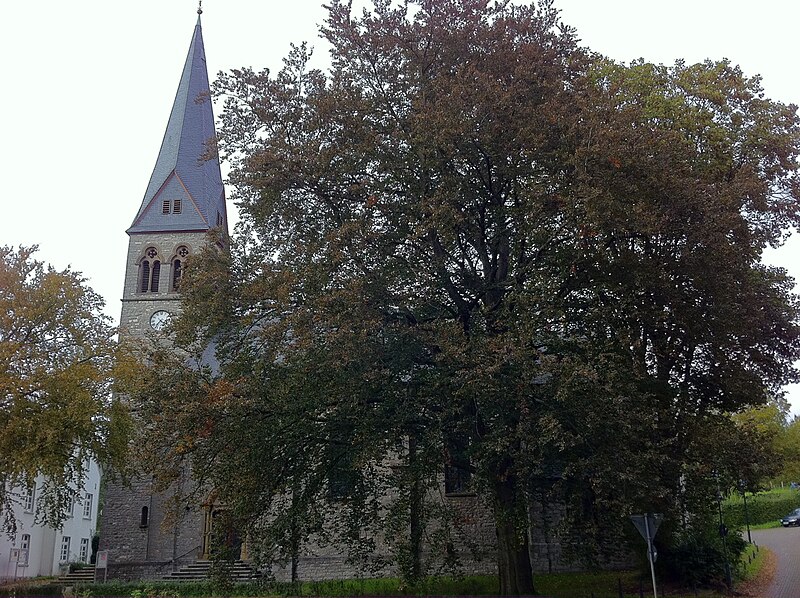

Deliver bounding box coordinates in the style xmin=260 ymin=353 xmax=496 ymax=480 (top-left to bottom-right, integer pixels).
xmin=660 ymin=530 xmax=747 ymax=588
xmin=77 ymin=580 xmax=269 ymax=597
xmin=0 ymin=583 xmax=62 ymax=597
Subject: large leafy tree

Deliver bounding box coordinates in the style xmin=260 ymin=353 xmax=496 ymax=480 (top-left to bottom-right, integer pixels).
xmin=131 ymin=0 xmax=800 ymax=593
xmin=532 ymin=55 xmax=800 ymax=553
xmin=0 ymin=246 xmax=127 ymax=533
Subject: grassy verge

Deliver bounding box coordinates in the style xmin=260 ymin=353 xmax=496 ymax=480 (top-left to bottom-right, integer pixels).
xmin=2 ymin=553 xmax=771 ymax=598
xmin=748 ymin=520 xmax=781 ymax=530
xmin=738 ymin=542 xmax=765 ymax=581
xmin=12 ymin=572 xmax=736 ymax=598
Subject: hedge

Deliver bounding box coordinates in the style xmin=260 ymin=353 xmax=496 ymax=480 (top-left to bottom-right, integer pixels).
xmin=724 ymin=489 xmax=800 ymax=527
xmin=0 ymin=583 xmax=61 ymax=597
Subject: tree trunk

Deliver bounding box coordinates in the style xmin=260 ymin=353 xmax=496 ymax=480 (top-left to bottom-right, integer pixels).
xmin=290 ymin=488 xmax=300 ymax=583
xmin=290 ymin=526 xmax=299 ymax=583
xmin=494 ymin=473 xmax=535 ymax=595
xmin=408 ymin=435 xmax=423 ymax=581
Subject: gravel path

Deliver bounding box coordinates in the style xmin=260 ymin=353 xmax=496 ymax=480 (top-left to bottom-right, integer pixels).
xmin=750 ymin=528 xmax=800 ymax=597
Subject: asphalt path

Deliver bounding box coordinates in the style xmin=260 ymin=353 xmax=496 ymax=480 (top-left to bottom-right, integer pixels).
xmin=750 ymin=527 xmax=800 ymax=598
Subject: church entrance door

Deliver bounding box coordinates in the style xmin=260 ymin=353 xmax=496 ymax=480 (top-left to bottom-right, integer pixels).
xmin=202 ymin=507 xmax=246 ymax=560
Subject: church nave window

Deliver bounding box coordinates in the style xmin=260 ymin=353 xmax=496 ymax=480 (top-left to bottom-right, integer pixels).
xmin=139 ymin=248 xmax=162 ymax=294
xmin=444 ymin=435 xmax=473 ymax=496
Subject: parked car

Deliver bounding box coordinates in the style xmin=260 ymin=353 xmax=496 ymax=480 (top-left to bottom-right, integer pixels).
xmin=780 ymin=508 xmax=800 ymax=527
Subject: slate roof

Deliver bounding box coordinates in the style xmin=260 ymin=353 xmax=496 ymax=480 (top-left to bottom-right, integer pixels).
xmin=128 ymin=16 xmax=226 ymax=234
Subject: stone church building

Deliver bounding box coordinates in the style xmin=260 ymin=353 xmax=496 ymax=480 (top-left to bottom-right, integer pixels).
xmin=99 ymin=12 xmax=625 ymax=582
xmin=98 ymin=13 xmax=231 ymax=581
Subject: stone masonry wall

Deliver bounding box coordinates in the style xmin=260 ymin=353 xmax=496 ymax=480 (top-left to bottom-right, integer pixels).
xmin=100 ymin=230 xmax=209 ymax=580
xmin=99 ymin=473 xmax=204 ymax=579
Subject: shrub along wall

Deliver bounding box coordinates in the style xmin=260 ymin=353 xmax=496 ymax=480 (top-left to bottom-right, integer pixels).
xmin=0 ymin=583 xmax=61 ymax=597
xmin=724 ymin=489 xmax=800 ymax=527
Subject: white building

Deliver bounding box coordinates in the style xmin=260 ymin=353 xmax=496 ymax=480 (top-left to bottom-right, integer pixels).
xmin=0 ymin=460 xmax=101 ymax=580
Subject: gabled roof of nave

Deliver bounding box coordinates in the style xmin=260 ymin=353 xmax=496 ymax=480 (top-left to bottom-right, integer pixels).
xmin=128 ymin=15 xmax=226 ymax=235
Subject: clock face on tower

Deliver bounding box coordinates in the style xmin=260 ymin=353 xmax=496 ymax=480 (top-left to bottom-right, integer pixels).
xmin=149 ymin=310 xmax=172 ymax=331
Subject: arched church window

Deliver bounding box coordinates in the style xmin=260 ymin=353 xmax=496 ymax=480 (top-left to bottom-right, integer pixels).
xmin=140 ymin=506 xmax=149 ymax=528
xmin=172 ymin=260 xmax=182 ymax=291
xmin=150 ymin=261 xmax=161 ymax=293
xmin=172 ymin=246 xmax=190 ymax=291
xmin=139 ymin=261 xmax=150 ymax=293
xmin=139 ymin=247 xmax=162 ymax=294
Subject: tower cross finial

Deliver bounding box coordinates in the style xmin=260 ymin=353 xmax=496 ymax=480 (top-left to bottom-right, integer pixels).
xmin=197 ymin=0 xmax=203 ymax=15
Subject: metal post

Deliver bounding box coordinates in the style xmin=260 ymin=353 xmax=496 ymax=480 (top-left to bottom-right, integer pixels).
xmin=743 ymin=490 xmax=752 ymax=543
xmin=644 ymin=514 xmax=658 ymax=598
xmin=716 ymin=488 xmax=733 ymax=590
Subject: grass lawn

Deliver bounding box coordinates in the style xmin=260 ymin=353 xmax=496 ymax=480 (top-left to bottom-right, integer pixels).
xmin=739 ymin=542 xmax=765 ymax=581
xmin=1 ymin=545 xmax=770 ymax=598
xmin=748 ymin=520 xmax=781 ymax=530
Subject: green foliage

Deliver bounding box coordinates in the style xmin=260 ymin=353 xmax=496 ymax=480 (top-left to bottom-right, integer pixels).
xmin=775 ymin=416 xmax=800 ymax=483
xmin=26 ymin=571 xmax=741 ymax=598
xmin=660 ymin=529 xmax=747 ymax=588
xmin=737 ymin=543 xmax=765 ymax=581
xmin=746 ymin=520 xmax=782 ymax=530
xmin=723 ymin=488 xmax=800 ymax=527
xmin=0 ymin=245 xmax=130 ymax=534
xmin=0 ymin=582 xmax=62 ymax=597
xmin=728 ymin=405 xmax=787 ymax=490
xmin=35 ymin=573 xmax=645 ymax=598
xmin=77 ymin=581 xmax=215 ymax=597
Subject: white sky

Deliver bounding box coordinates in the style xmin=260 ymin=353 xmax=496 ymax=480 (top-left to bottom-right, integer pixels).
xmin=2 ymin=0 xmax=799 ymax=411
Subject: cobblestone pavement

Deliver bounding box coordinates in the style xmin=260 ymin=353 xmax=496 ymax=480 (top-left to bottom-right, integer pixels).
xmin=750 ymin=528 xmax=800 ymax=597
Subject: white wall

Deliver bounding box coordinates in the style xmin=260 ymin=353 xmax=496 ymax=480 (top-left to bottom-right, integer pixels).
xmin=0 ymin=459 xmax=101 ymax=579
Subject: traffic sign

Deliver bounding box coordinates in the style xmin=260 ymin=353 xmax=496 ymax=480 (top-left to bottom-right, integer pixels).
xmin=96 ymin=550 xmax=109 ymax=569
xmin=631 ymin=513 xmax=663 ymax=542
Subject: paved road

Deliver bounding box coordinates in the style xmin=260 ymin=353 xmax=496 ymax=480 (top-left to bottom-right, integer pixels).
xmin=751 ymin=528 xmax=800 ymax=597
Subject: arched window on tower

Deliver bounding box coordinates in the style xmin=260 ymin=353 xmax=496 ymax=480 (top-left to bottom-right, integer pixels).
xmin=150 ymin=261 xmax=160 ymax=292
xmin=172 ymin=245 xmax=190 ymax=291
xmin=139 ymin=261 xmax=150 ymax=293
xmin=139 ymin=247 xmax=162 ymax=294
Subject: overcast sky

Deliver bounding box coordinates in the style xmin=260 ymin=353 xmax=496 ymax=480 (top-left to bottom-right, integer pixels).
xmin=2 ymin=0 xmax=799 ymax=411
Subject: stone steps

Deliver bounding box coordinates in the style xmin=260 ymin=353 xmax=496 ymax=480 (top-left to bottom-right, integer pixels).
xmin=162 ymin=560 xmax=261 ymax=582
xmin=55 ymin=566 xmax=96 ymax=585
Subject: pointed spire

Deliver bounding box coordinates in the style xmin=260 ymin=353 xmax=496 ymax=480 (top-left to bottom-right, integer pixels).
xmin=128 ymin=16 xmax=226 ymax=234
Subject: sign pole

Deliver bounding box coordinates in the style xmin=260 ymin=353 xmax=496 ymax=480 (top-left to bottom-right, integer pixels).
xmin=9 ymin=549 xmax=20 ymax=582
xmin=96 ymin=550 xmax=109 ymax=583
xmin=644 ymin=514 xmax=657 ymax=598
xmin=631 ymin=513 xmax=662 ymax=598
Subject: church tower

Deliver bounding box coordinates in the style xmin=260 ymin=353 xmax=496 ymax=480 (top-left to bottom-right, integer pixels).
xmin=120 ymin=12 xmax=227 ymax=338
xmin=100 ymin=12 xmax=227 ymax=580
